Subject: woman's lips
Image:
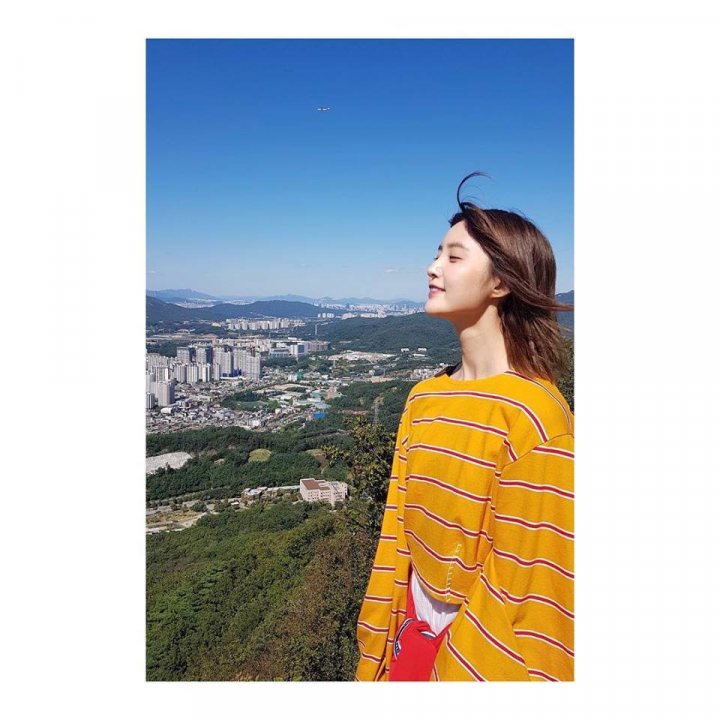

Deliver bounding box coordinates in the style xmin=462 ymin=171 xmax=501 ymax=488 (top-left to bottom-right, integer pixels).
xmin=428 ymin=287 xmax=445 ymax=296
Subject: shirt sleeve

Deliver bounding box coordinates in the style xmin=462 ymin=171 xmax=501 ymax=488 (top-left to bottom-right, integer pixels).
xmin=355 ymin=403 xmax=411 ymax=681
xmin=432 ymin=433 xmax=574 ymax=681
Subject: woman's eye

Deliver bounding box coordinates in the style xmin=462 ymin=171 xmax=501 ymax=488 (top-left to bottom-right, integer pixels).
xmin=449 ymin=256 xmax=460 ymax=261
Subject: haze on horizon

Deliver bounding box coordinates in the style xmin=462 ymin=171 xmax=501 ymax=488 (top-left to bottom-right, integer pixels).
xmin=147 ymin=39 xmax=574 ymax=302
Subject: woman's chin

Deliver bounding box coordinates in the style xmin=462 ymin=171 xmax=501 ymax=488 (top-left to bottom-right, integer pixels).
xmin=424 ymin=300 xmax=448 ymax=316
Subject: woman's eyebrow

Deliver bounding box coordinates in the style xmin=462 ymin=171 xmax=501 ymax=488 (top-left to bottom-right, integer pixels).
xmin=437 ymin=241 xmax=469 ymax=251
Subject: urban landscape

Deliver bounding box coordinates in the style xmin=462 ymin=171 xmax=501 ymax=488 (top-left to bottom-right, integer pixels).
xmin=145 ymin=299 xmax=448 ymax=534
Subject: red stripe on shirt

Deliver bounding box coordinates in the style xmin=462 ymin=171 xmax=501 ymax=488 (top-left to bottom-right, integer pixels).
xmin=514 ymin=629 xmax=575 ymax=659
xmin=505 ymin=370 xmax=573 ymax=429
xmin=498 ymin=478 xmax=574 ymax=500
xmin=360 ymin=650 xmax=384 ymax=662
xmin=528 ymin=667 xmax=560 ymax=681
xmin=405 ymin=528 xmax=482 ymax=572
xmin=412 ymin=565 xmax=468 ymax=603
xmin=532 ymin=446 xmax=574 ymax=460
xmin=500 ymin=588 xmax=574 ymax=620
xmin=503 ymin=438 xmax=518 ymax=462
xmin=446 ymin=631 xmax=486 ymax=681
xmin=408 ymin=473 xmax=492 ymax=503
xmin=479 ymin=573 xmax=505 ymax=605
xmin=412 ymin=415 xmax=508 ymax=438
xmin=409 ymin=442 xmax=496 ymax=469
xmin=404 ymin=502 xmax=492 ymax=540
xmin=411 ymin=390 xmax=548 ymax=443
xmin=357 ymin=620 xmax=387 ymax=633
xmin=494 ymin=512 xmax=574 ymax=539
xmin=464 ymin=608 xmax=526 ymax=665
xmin=493 ymin=547 xmax=574 ymax=580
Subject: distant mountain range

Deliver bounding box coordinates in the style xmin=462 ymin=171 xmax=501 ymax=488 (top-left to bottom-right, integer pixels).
xmin=147 ymin=289 xmax=221 ymax=302
xmin=147 ymin=288 xmax=574 ymax=309
xmin=146 ymin=296 xmax=323 ymax=323
xmin=147 ymin=290 xmax=574 ymax=332
xmin=147 ymin=289 xmax=424 ymax=306
xmin=556 ymin=290 xmax=574 ymax=332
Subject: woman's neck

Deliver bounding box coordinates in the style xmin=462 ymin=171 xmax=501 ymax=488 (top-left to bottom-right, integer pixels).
xmin=450 ymin=308 xmax=510 ymax=380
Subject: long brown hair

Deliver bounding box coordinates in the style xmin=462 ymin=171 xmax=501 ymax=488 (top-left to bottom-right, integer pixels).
xmin=450 ymin=172 xmax=573 ymax=382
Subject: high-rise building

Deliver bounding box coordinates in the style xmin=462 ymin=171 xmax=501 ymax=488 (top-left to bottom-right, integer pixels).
xmin=186 ymin=364 xmax=199 ymax=384
xmin=238 ymin=349 xmax=261 ymax=380
xmin=232 ymin=346 xmax=244 ymax=369
xmin=217 ymin=348 xmax=234 ymax=377
xmin=146 ymin=371 xmax=156 ymax=394
xmin=212 ymin=362 xmax=222 ymax=381
xmin=146 ymin=353 xmax=171 ymax=368
xmin=196 ymin=345 xmax=213 ymax=365
xmin=154 ymin=366 xmax=171 ymax=382
xmin=156 ymin=380 xmax=175 ymax=407
xmin=198 ymin=363 xmax=212 ymax=382
xmin=176 ymin=346 xmax=194 ymax=364
xmin=146 ymin=392 xmax=156 ymax=410
xmin=174 ymin=363 xmax=188 ymax=383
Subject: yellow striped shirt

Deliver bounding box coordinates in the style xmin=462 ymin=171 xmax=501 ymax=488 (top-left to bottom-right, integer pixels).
xmin=356 ymin=367 xmax=574 ymax=681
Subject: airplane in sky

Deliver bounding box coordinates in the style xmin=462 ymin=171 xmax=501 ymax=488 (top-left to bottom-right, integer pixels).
xmin=316 ymin=106 xmax=331 ymax=112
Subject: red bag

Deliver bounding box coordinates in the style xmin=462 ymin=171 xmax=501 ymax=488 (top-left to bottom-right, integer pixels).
xmin=388 ymin=578 xmax=451 ymax=681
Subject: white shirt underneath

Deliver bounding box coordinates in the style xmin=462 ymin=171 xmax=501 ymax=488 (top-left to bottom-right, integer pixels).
xmin=410 ymin=568 xmax=461 ymax=635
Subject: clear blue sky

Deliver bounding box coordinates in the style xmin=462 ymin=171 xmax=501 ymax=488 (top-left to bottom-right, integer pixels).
xmin=147 ymin=39 xmax=573 ymax=301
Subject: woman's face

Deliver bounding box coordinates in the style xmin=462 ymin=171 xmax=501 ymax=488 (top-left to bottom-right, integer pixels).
xmin=425 ymin=221 xmax=505 ymax=319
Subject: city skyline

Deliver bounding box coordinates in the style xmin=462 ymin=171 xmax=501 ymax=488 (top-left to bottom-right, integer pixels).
xmin=147 ymin=39 xmax=574 ymax=301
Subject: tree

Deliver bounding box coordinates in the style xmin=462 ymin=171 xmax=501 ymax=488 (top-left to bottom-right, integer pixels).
xmin=556 ymin=338 xmax=574 ymax=412
xmin=331 ymin=359 xmax=350 ymax=378
xmin=321 ymin=416 xmax=394 ymax=535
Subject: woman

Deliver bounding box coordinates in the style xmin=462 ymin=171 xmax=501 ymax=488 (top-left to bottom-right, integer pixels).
xmin=355 ymin=173 xmax=574 ymax=681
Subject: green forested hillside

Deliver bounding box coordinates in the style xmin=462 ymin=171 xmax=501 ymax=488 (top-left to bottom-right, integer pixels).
xmin=146 ymin=296 xmax=190 ymax=323
xmin=147 ymin=419 xmax=393 ymax=681
xmin=327 ymin=379 xmax=415 ymax=429
xmin=296 ymin=312 xmax=459 ymax=359
xmin=147 ymin=500 xmax=373 ymax=680
xmin=146 ymin=296 xmax=321 ymax=324
xmin=147 ymin=450 xmax=326 ymax=501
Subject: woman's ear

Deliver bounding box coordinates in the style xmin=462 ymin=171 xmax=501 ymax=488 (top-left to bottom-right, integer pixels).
xmin=490 ymin=276 xmax=510 ymax=300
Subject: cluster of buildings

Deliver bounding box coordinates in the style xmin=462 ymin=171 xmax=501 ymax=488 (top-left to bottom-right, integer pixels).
xmin=239 ymin=479 xmax=348 ymax=506
xmin=147 ymin=395 xmax=268 ymax=430
xmin=145 ymin=344 xmax=262 ymax=409
xmin=315 ymin=303 xmax=422 ymax=318
xmin=145 ymin=337 xmax=330 ymax=411
xmin=240 ymin=484 xmax=299 ymax=502
xmin=267 ymin=339 xmax=329 ymax=360
xmin=299 ymin=478 xmax=348 ymax=506
xmin=327 ymin=311 xmax=383 ymax=319
xmin=226 ymin=318 xmax=293 ymax=331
